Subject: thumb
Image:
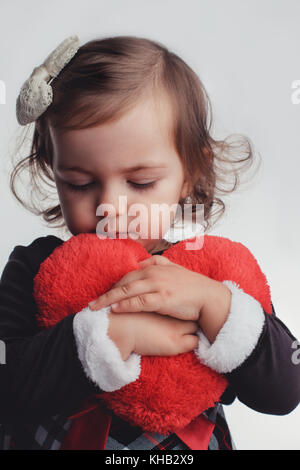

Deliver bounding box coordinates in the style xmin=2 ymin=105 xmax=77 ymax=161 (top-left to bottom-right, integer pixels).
xmin=180 ymin=334 xmax=199 ymax=354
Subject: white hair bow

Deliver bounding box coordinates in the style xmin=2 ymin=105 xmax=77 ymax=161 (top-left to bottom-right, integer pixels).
xmin=16 ymin=35 xmax=80 ymax=125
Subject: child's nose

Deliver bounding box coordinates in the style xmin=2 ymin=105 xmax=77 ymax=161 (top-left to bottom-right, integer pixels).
xmin=96 ymin=187 xmax=120 ymax=210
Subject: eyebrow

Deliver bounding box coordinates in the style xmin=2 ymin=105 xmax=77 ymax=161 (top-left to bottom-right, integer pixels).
xmin=58 ymin=164 xmax=168 ymax=173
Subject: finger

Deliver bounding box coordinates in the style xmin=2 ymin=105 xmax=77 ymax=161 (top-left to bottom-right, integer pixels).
xmin=180 ymin=320 xmax=199 ymax=335
xmin=113 ymin=267 xmax=145 ymax=288
xmin=112 ymin=291 xmax=163 ymax=313
xmin=180 ymin=334 xmax=199 ymax=354
xmin=113 ymin=264 xmax=164 ymax=291
xmin=138 ymin=254 xmax=171 ymax=267
xmin=89 ymin=279 xmax=155 ymax=311
xmin=93 ymin=260 xmax=158 ymax=305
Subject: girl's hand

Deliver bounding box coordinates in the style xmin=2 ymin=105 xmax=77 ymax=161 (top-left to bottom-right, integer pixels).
xmin=89 ymin=255 xmax=214 ymax=322
xmin=108 ymin=310 xmax=199 ymax=358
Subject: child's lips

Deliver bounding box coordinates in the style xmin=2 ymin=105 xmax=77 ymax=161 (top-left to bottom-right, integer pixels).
xmin=108 ymin=232 xmax=128 ymax=238
xmin=95 ymin=230 xmax=138 ymax=238
xmin=116 ymin=232 xmax=140 ymax=239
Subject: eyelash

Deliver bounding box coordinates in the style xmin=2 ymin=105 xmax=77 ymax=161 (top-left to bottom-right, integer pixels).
xmin=66 ymin=181 xmax=156 ymax=192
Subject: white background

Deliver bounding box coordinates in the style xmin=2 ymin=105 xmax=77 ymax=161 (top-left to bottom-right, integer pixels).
xmin=0 ymin=0 xmax=299 ymax=450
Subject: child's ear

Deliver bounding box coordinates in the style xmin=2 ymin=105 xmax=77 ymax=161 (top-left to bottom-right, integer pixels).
xmin=180 ymin=178 xmax=191 ymax=201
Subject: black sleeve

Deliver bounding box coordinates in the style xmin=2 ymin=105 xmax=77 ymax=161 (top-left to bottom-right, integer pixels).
xmin=220 ymin=303 xmax=300 ymax=415
xmin=0 ymin=236 xmax=102 ymax=424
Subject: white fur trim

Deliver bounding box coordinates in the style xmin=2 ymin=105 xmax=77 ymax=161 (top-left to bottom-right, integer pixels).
xmin=194 ymin=280 xmax=266 ymax=373
xmin=73 ymin=305 xmax=141 ymax=392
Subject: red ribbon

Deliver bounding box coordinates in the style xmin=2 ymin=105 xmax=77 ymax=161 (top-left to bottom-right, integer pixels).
xmin=60 ymin=396 xmax=215 ymax=450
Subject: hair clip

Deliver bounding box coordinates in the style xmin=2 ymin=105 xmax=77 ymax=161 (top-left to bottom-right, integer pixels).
xmin=16 ymin=35 xmax=80 ymax=125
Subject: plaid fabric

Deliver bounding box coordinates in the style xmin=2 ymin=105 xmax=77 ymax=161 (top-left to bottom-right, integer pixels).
xmin=0 ymin=415 xmax=72 ymax=450
xmin=0 ymin=403 xmax=236 ymax=450
xmin=0 ymin=239 xmax=236 ymax=450
xmin=105 ymin=412 xmax=191 ymax=450
xmin=105 ymin=403 xmax=236 ymax=450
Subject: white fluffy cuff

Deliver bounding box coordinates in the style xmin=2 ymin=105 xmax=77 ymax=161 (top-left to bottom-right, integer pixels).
xmin=194 ymin=280 xmax=266 ymax=373
xmin=73 ymin=305 xmax=141 ymax=392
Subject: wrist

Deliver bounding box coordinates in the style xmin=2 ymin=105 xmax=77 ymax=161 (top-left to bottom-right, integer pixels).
xmin=107 ymin=312 xmax=135 ymax=361
xmin=198 ymin=279 xmax=232 ymax=343
xmin=194 ymin=280 xmax=265 ymax=373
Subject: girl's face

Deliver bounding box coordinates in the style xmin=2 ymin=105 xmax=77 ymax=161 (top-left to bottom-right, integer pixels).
xmin=50 ymin=94 xmax=190 ymax=254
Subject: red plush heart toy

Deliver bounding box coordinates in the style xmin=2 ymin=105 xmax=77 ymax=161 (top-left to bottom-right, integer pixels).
xmin=33 ymin=233 xmax=272 ymax=446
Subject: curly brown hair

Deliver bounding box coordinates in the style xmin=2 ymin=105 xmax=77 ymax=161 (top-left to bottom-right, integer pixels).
xmin=10 ymin=35 xmax=260 ymax=237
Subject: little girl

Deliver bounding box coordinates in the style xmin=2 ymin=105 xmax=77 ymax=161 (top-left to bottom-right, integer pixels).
xmin=0 ymin=34 xmax=299 ymax=450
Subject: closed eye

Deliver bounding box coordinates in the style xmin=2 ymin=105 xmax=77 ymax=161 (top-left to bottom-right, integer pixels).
xmin=66 ymin=182 xmax=95 ymax=192
xmin=128 ymin=181 xmax=156 ymax=191
xmin=66 ymin=181 xmax=156 ymax=192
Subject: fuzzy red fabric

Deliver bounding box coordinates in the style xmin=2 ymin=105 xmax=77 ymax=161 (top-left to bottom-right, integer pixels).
xmin=33 ymin=233 xmax=272 ymax=437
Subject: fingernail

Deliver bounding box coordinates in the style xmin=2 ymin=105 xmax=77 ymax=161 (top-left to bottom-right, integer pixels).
xmin=89 ymin=300 xmax=97 ymax=308
xmin=111 ymin=303 xmax=119 ymax=310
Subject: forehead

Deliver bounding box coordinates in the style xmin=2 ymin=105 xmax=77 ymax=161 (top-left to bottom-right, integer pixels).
xmin=49 ymin=93 xmax=176 ymax=170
